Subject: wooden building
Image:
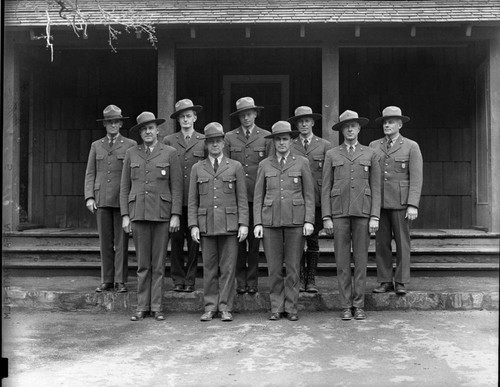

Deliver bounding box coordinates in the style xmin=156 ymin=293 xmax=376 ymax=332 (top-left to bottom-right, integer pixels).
xmin=3 ymin=0 xmax=500 ymax=233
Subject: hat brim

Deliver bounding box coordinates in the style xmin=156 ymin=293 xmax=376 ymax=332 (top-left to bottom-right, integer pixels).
xmin=230 ymin=106 xmax=264 ymax=117
xmin=170 ymin=105 xmax=203 ymax=119
xmin=265 ymin=130 xmax=300 ymax=139
xmin=331 ymin=117 xmax=369 ymax=131
xmin=375 ymin=115 xmax=410 ymax=125
xmin=205 ymin=133 xmax=225 ymax=140
xmin=96 ymin=116 xmax=129 ymax=122
xmin=130 ymin=118 xmax=166 ymax=132
xmin=287 ymin=113 xmax=322 ymax=124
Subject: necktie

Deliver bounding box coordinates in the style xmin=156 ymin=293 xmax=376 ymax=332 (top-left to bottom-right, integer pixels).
xmin=109 ymin=137 xmax=115 ymax=147
xmin=348 ymin=145 xmax=354 ymax=155
xmin=145 ymin=147 xmax=150 ymax=155
xmin=280 ymin=157 xmax=285 ymax=169
xmin=245 ymin=130 xmax=250 ymax=140
xmin=304 ymin=139 xmax=309 ymax=150
xmin=185 ymin=135 xmax=190 ymax=143
xmin=387 ymin=139 xmax=393 ymax=151
xmin=213 ymin=158 xmax=219 ymax=172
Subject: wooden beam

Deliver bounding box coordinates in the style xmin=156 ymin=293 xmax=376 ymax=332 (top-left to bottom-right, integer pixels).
xmin=157 ymin=41 xmax=176 ymax=139
xmin=321 ymin=41 xmax=339 ymax=146
xmin=489 ymin=35 xmax=500 ymax=232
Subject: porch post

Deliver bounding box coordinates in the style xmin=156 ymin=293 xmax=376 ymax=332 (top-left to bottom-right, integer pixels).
xmin=322 ymin=41 xmax=339 ymax=146
xmin=158 ymin=41 xmax=176 ymax=139
xmin=2 ymin=42 xmax=20 ymax=232
xmin=489 ymin=35 xmax=500 ymax=233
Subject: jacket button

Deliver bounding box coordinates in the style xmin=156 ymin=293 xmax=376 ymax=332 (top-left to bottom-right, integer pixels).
xmin=107 ymin=171 xmax=111 ymax=174
xmin=214 ymin=205 xmax=218 ymax=208
xmin=246 ymin=174 xmax=249 ymax=177
xmin=145 ymin=191 xmax=149 ymax=195
xmin=107 ymin=180 xmax=111 ymax=183
xmin=145 ymin=181 xmax=149 ymax=184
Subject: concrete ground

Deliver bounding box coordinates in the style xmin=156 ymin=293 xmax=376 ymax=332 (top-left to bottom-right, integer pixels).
xmin=2 ymin=310 xmax=498 ymax=387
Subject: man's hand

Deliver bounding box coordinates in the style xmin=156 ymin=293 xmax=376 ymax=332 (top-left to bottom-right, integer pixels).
xmin=122 ymin=215 xmax=132 ymax=234
xmin=86 ymin=198 xmax=97 ymax=214
xmin=405 ymin=205 xmax=418 ymax=221
xmin=254 ymin=225 xmax=263 ymax=239
xmin=303 ymin=222 xmax=314 ymax=237
xmin=369 ymin=217 xmax=379 ymax=234
xmin=191 ymin=226 xmax=200 ymax=243
xmin=323 ymin=218 xmax=334 ymax=236
xmin=169 ymin=215 xmax=180 ymax=233
xmin=237 ymin=225 xmax=249 ymax=242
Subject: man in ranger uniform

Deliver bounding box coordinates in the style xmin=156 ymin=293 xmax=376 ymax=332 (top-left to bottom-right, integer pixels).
xmin=289 ymin=106 xmax=332 ymax=293
xmin=85 ymin=104 xmax=136 ymax=293
xmin=163 ymin=99 xmax=205 ymax=293
xmin=224 ymin=97 xmax=273 ymax=295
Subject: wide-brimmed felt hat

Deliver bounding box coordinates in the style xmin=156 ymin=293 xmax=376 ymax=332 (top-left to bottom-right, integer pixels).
xmin=230 ymin=97 xmax=264 ymax=117
xmin=331 ymin=110 xmax=369 ymax=131
xmin=130 ymin=112 xmax=166 ymax=132
xmin=96 ymin=105 xmax=129 ymax=121
xmin=265 ymin=121 xmax=300 ymax=139
xmin=375 ymin=106 xmax=410 ymax=125
xmin=170 ymin=99 xmax=203 ymax=119
xmin=287 ymin=106 xmax=322 ymax=124
xmin=204 ymin=122 xmax=225 ymax=139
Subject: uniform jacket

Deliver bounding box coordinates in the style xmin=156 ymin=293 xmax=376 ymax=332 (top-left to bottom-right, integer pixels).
xmin=292 ymin=135 xmax=332 ymax=207
xmin=254 ymin=153 xmax=315 ymax=227
xmin=120 ymin=143 xmax=183 ymax=222
xmin=321 ymin=143 xmax=381 ymax=219
xmin=84 ymin=135 xmax=137 ymax=208
xmin=223 ymin=125 xmax=274 ymax=201
xmin=188 ymin=157 xmax=249 ymax=236
xmin=163 ymin=131 xmax=206 ymax=206
xmin=369 ymin=135 xmax=423 ymax=210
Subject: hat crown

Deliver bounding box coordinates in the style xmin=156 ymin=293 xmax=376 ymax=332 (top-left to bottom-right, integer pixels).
xmin=136 ymin=111 xmax=157 ymax=126
xmin=236 ymin=97 xmax=256 ymax=111
xmin=175 ymin=99 xmax=195 ymax=112
xmin=102 ymin=104 xmax=123 ymax=120
xmin=382 ymin=106 xmax=403 ymax=117
xmin=271 ymin=120 xmax=292 ymax=135
xmin=339 ymin=110 xmax=360 ymax=122
xmin=204 ymin=122 xmax=224 ymax=138
xmin=294 ymin=106 xmax=314 ymax=116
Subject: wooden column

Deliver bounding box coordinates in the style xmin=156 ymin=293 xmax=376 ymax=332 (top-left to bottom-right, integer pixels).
xmin=158 ymin=41 xmax=176 ymax=139
xmin=2 ymin=42 xmax=20 ymax=232
xmin=322 ymin=41 xmax=339 ymax=146
xmin=489 ymin=35 xmax=500 ymax=232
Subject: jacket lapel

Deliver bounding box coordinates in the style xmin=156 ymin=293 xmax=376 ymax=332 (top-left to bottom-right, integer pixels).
xmin=388 ymin=136 xmax=404 ymax=155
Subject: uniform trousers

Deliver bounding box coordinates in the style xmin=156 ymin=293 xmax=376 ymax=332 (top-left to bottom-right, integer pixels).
xmin=333 ymin=217 xmax=369 ymax=308
xmin=375 ymin=208 xmax=411 ymax=284
xmin=305 ymin=207 xmax=323 ymax=252
xmin=170 ymin=206 xmax=199 ymax=287
xmin=132 ymin=221 xmax=170 ymax=312
xmin=263 ymin=227 xmax=304 ymax=314
xmin=96 ymin=207 xmax=128 ymax=284
xmin=236 ymin=202 xmax=260 ymax=289
xmin=200 ymin=235 xmax=238 ymax=313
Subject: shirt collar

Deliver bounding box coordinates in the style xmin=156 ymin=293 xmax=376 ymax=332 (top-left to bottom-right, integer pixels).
xmin=209 ymin=154 xmax=223 ymax=165
xmin=301 ymin=134 xmax=314 ymax=144
xmin=277 ymin=151 xmax=290 ymax=162
xmin=386 ymin=134 xmax=400 ymax=143
xmin=182 ymin=129 xmax=195 ymax=139
xmin=344 ymin=141 xmax=358 ymax=149
xmin=243 ymin=125 xmax=255 ymax=134
xmin=107 ymin=133 xmax=120 ymax=141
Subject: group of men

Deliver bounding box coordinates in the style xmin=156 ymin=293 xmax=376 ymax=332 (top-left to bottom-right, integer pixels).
xmin=84 ymin=98 xmax=422 ymax=322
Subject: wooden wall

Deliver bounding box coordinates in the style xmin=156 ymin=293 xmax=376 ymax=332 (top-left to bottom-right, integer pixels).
xmin=32 ymin=49 xmax=157 ymax=228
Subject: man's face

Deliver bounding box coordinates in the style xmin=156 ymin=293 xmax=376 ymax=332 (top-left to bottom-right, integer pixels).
xmin=341 ymin=121 xmax=361 ymax=142
xmin=140 ymin=123 xmax=159 ymax=146
xmin=383 ymin=118 xmax=402 ymax=138
xmin=206 ymin=137 xmax=224 ymax=158
xmin=178 ymin=110 xmax=197 ymax=130
xmin=238 ymin=109 xmax=257 ymax=129
xmin=274 ymin=134 xmax=291 ymax=155
xmin=103 ymin=119 xmax=122 ymax=136
xmin=297 ymin=117 xmax=314 ymax=137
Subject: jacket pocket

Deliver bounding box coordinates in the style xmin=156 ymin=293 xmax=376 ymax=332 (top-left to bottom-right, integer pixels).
xmin=128 ymin=193 xmax=136 ymax=219
xmin=289 ymin=171 xmax=302 ymax=186
xmin=193 ymin=150 xmax=205 ymax=158
xmin=159 ymin=194 xmax=172 ymax=219
xmin=262 ymin=199 xmax=273 ymax=226
xmin=362 ymin=187 xmax=372 ymax=214
xmin=399 ymin=180 xmax=410 ymax=205
xmin=359 ymin=160 xmax=371 ymax=179
xmin=330 ymin=188 xmax=342 ymax=215
xmin=313 ymin=155 xmax=325 ymax=170
xmin=395 ymin=156 xmax=409 ymax=173
xmin=222 ymin=176 xmax=236 ymax=194
xmin=197 ymin=208 xmax=207 ymax=234
xmin=332 ymin=160 xmax=346 ymax=180
xmin=96 ymin=154 xmax=105 ymax=170
xmin=254 ymin=146 xmax=266 ymax=159
xmin=130 ymin=162 xmax=140 ymax=180
xmin=225 ymin=207 xmax=238 ymax=232
xmin=265 ymin=171 xmax=278 ymax=190
xmin=292 ymin=198 xmax=305 ymax=225
xmin=197 ymin=177 xmax=209 ymax=195
xmin=156 ymin=162 xmax=170 ymax=179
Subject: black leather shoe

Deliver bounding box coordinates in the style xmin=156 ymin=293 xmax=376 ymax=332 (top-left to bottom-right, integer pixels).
xmin=130 ymin=311 xmax=148 ymax=321
xmin=395 ymin=283 xmax=407 ymax=295
xmin=153 ymin=312 xmax=165 ymax=321
xmin=306 ymin=283 xmax=319 ymax=293
xmin=184 ymin=285 xmax=195 ymax=292
xmin=353 ymin=308 xmax=366 ymax=320
xmin=287 ymin=313 xmax=299 ymax=321
xmin=115 ymin=283 xmax=128 ymax=293
xmin=173 ymin=284 xmax=184 ymax=292
xmin=247 ymin=287 xmax=257 ymax=294
xmin=341 ymin=308 xmax=353 ymax=321
xmin=96 ymin=283 xmax=114 ymax=292
xmin=200 ymin=311 xmax=217 ymax=321
xmin=236 ymin=287 xmax=247 ymax=294
xmin=269 ymin=312 xmax=281 ymax=321
xmin=373 ymin=282 xmax=395 ymax=293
